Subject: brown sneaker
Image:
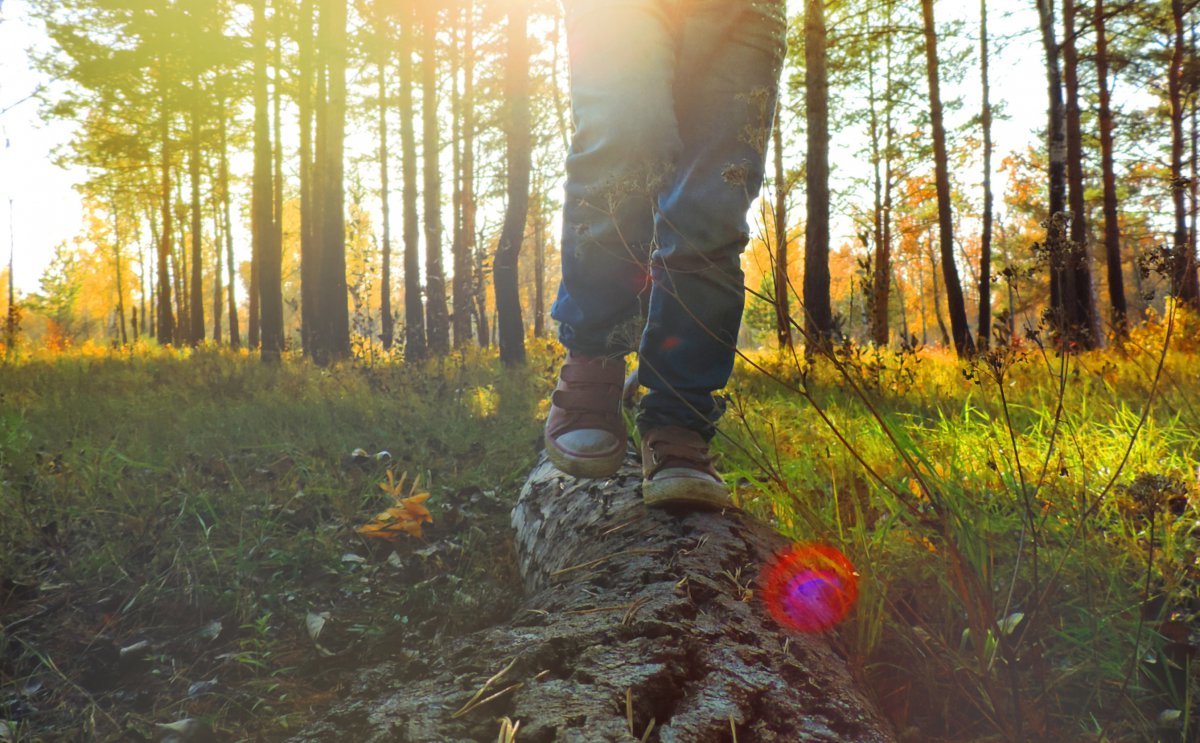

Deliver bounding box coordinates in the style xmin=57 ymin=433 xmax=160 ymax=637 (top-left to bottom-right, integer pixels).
xmin=640 ymin=426 xmax=732 ymax=510
xmin=544 ymin=352 xmax=627 ymax=478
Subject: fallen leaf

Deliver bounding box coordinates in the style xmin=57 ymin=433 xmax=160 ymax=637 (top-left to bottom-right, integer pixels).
xmin=356 ymin=471 xmax=434 ymax=541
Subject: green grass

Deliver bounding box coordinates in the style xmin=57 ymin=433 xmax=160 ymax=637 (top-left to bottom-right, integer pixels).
xmin=1 ymin=319 xmax=1197 ymax=741
xmin=0 ymin=343 xmax=548 ymax=740
xmin=721 ymin=312 xmax=1200 ymax=741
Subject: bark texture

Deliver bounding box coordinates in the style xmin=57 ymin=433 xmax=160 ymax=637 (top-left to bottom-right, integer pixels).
xmin=293 ymin=456 xmax=895 ymax=742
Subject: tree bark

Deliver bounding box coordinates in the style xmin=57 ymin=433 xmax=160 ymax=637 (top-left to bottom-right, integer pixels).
xmin=110 ymin=193 xmax=127 ymax=346
xmin=188 ymin=77 xmax=205 ymax=346
xmin=773 ymin=104 xmax=793 ymax=349
xmin=450 ymin=6 xmax=472 ymax=350
xmin=978 ymin=0 xmax=994 ymax=349
xmin=156 ymin=81 xmax=176 ymax=346
xmin=299 ymin=0 xmax=316 ymax=355
xmin=1061 ymin=0 xmax=1101 ymax=347
xmin=291 ymin=457 xmax=897 ymax=742
xmin=378 ymin=52 xmax=394 ymax=351
xmin=921 ymin=0 xmax=974 ymax=357
xmin=422 ymin=1 xmax=450 ymax=355
xmin=494 ymin=3 xmax=531 ymax=367
xmin=1093 ymin=0 xmax=1127 ymax=337
xmin=1036 ymin=0 xmax=1071 ymax=335
xmin=400 ymin=0 xmax=426 ymax=361
xmin=804 ymin=0 xmax=834 ymax=348
xmin=1170 ymin=0 xmax=1200 ymax=307
xmin=315 ymin=0 xmax=351 ymax=363
xmin=218 ymin=98 xmax=241 ymax=350
xmin=254 ymin=0 xmax=283 ymax=362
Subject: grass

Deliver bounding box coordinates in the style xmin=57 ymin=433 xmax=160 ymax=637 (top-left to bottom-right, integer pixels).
xmin=0 ymin=342 xmax=548 ymax=740
xmin=0 ymin=318 xmax=1197 ymax=741
xmin=722 ymin=308 xmax=1200 ymax=741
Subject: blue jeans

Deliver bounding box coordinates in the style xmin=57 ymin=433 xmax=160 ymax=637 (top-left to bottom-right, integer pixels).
xmin=551 ymin=0 xmax=786 ymax=439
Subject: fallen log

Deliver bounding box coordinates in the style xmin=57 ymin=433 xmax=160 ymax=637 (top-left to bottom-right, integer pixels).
xmin=295 ymin=454 xmax=895 ymax=742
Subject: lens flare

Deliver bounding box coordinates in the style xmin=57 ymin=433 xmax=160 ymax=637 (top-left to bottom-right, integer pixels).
xmin=760 ymin=544 xmax=858 ymax=633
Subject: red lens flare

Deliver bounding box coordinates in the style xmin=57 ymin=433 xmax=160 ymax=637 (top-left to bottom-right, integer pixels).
xmin=760 ymin=544 xmax=859 ymax=633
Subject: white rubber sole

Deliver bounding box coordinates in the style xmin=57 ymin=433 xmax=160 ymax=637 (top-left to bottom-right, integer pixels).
xmin=545 ymin=436 xmax=625 ymax=479
xmin=642 ymin=475 xmax=732 ymax=510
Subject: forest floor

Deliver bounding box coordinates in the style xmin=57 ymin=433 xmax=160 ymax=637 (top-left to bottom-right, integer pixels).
xmin=1 ymin=316 xmax=1199 ymax=741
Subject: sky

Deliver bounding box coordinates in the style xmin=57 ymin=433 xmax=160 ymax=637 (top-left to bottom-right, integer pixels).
xmin=0 ymin=0 xmax=1118 ymax=296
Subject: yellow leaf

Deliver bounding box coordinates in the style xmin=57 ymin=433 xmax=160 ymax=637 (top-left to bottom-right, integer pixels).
xmin=357 ymin=471 xmax=434 ymax=541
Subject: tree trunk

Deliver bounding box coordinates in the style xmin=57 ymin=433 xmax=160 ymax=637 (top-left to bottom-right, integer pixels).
xmin=450 ymin=9 xmax=472 ymax=350
xmin=1170 ymin=0 xmax=1200 ymax=307
xmin=928 ymin=238 xmax=950 ymax=348
xmin=188 ymin=81 xmax=205 ymax=346
xmin=400 ymin=0 xmax=426 ymax=361
xmin=978 ymin=0 xmax=994 ymax=348
xmin=773 ymin=104 xmax=793 ymax=349
xmin=291 ymin=457 xmax=897 ymax=741
xmin=1062 ymin=0 xmax=1101 ymax=347
xmin=379 ymin=53 xmax=394 ymax=350
xmin=494 ymin=3 xmax=531 ymax=367
xmin=218 ymin=98 xmax=241 ymax=350
xmin=316 ymin=0 xmax=351 ymax=362
xmin=299 ymin=0 xmax=316 ymax=355
xmin=211 ymin=177 xmax=223 ymax=346
xmin=422 ymin=2 xmax=450 ymax=355
xmin=804 ymin=0 xmax=834 ymax=347
xmin=867 ymin=8 xmax=888 ymax=348
xmin=1036 ymin=0 xmax=1071 ymax=333
xmin=110 ymin=194 xmax=128 ymax=346
xmin=465 ymin=4 xmax=484 ymax=349
xmin=533 ymin=185 xmax=546 ymax=338
xmin=254 ymin=0 xmax=283 ymax=362
xmin=1093 ymin=0 xmax=1127 ymax=337
xmin=921 ymin=0 xmax=974 ymax=357
xmin=157 ymin=83 xmax=176 ymax=346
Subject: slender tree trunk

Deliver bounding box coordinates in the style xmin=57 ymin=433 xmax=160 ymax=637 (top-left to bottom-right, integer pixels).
xmin=317 ymin=0 xmax=351 ymax=361
xmin=464 ymin=2 xmax=484 ymax=348
xmin=1062 ymin=0 xmax=1101 ymax=347
xmin=218 ymin=99 xmax=241 ymax=350
xmin=804 ymin=0 xmax=833 ymax=346
xmin=1191 ymin=21 xmax=1199 ymax=288
xmin=978 ymin=0 xmax=994 ymax=348
xmin=451 ymin=9 xmax=472 ymax=349
xmin=157 ymin=83 xmax=176 ymax=346
xmin=867 ymin=10 xmax=888 ymax=348
xmin=272 ymin=14 xmax=285 ymax=348
xmin=378 ymin=54 xmax=394 ymax=351
xmin=299 ymin=0 xmax=316 ymax=355
xmin=400 ymin=0 xmax=426 ymax=360
xmin=110 ymin=194 xmax=127 ymax=345
xmin=1092 ymin=0 xmax=1127 ymax=336
xmin=495 ymin=3 xmax=531 ymax=366
xmin=211 ymin=179 xmax=223 ymax=345
xmin=189 ymin=81 xmax=205 ymax=346
xmin=882 ymin=0 xmax=896 ymax=338
xmin=773 ymin=104 xmax=792 ymax=349
xmin=533 ymin=185 xmax=546 ymax=338
xmin=928 ymin=238 xmax=950 ymax=347
xmin=1170 ymin=0 xmax=1200 ymax=306
xmin=921 ymin=0 xmax=974 ymax=357
xmin=254 ymin=0 xmax=283 ymax=361
xmin=422 ymin=2 xmax=450 ymax=354
xmin=1036 ymin=0 xmax=1070 ymax=330
xmin=138 ymin=222 xmax=147 ymax=338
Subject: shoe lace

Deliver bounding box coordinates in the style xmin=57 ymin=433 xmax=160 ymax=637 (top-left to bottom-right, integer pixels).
xmin=643 ymin=429 xmax=718 ymax=479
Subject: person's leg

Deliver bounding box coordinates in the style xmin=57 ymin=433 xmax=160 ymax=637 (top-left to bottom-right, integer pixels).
xmin=637 ymin=0 xmax=787 ymax=440
xmin=546 ymin=0 xmax=682 ymax=478
xmin=550 ymin=0 xmax=682 ymax=358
